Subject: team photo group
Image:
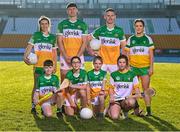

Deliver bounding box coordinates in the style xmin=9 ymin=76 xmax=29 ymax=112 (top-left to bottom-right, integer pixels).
xmin=23 ymin=2 xmax=155 ymax=120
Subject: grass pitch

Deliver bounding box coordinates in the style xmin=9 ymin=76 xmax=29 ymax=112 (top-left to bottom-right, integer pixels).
xmin=0 ymin=62 xmax=179 ymax=131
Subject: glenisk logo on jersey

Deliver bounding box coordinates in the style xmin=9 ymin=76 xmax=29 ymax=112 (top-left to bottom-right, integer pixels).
xmin=132 ymin=47 xmax=145 ymax=54
xmin=101 ymin=38 xmax=116 ymax=45
xmin=100 ymin=37 xmax=120 ymax=46
xmin=90 ymin=81 xmax=103 ymax=88
xmin=116 ymin=83 xmax=129 ymax=89
xmin=35 ymin=43 xmax=52 ymax=52
xmin=40 ymin=86 xmax=56 ymax=95
xmin=63 ymin=29 xmax=82 ymax=38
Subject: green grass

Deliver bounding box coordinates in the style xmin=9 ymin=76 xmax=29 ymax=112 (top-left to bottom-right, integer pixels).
xmin=0 ymin=62 xmax=180 ymax=131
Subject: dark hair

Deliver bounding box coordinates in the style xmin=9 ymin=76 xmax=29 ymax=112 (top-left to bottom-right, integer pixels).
xmin=71 ymin=56 xmax=81 ymax=64
xmin=66 ymin=2 xmax=77 ymax=9
xmin=44 ymin=60 xmax=53 ymax=66
xmin=93 ymin=56 xmax=103 ymax=64
xmin=105 ymin=8 xmax=116 ymax=15
xmin=134 ymin=19 xmax=145 ymax=27
xmin=39 ymin=17 xmax=50 ymax=24
xmin=117 ymin=55 xmax=129 ymax=66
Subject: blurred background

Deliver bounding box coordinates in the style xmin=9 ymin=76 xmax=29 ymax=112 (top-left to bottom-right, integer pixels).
xmin=0 ymin=0 xmax=179 ymax=62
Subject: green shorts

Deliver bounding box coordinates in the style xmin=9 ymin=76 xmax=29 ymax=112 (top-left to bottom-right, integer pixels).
xmin=34 ymin=67 xmax=44 ymax=75
xmin=131 ymin=66 xmax=149 ymax=76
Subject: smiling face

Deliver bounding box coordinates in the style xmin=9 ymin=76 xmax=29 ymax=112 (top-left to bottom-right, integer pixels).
xmin=67 ymin=6 xmax=78 ymax=18
xmin=104 ymin=11 xmax=116 ymax=25
xmin=44 ymin=65 xmax=54 ymax=76
xmin=71 ymin=58 xmax=81 ymax=71
xmin=39 ymin=19 xmax=49 ymax=32
xmin=93 ymin=59 xmax=103 ymax=71
xmin=134 ymin=21 xmax=145 ymax=35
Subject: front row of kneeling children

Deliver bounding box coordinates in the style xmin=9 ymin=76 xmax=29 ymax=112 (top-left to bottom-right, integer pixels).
xmin=33 ymin=55 xmax=145 ymax=119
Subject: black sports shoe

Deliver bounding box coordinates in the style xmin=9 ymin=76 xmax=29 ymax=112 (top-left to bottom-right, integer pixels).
xmin=96 ymin=113 xmax=104 ymax=119
xmin=41 ymin=108 xmax=44 ymax=116
xmin=31 ymin=108 xmax=38 ymax=115
xmin=145 ymin=112 xmax=152 ymax=116
xmin=56 ymin=111 xmax=63 ymax=118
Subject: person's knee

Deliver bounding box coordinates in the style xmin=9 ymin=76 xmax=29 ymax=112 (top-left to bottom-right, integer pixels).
xmin=44 ymin=112 xmax=53 ymax=117
xmin=110 ymin=114 xmax=119 ymax=120
xmin=125 ymin=98 xmax=136 ymax=110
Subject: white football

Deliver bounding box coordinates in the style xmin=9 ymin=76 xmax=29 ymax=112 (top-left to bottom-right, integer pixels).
xmin=80 ymin=108 xmax=93 ymax=119
xmin=28 ymin=52 xmax=38 ymax=65
xmin=89 ymin=39 xmax=101 ymax=50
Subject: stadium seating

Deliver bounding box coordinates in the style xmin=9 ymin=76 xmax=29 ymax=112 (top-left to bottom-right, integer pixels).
xmin=3 ymin=17 xmax=179 ymax=35
xmin=1 ymin=17 xmax=180 ymax=50
xmin=0 ymin=34 xmax=30 ymax=48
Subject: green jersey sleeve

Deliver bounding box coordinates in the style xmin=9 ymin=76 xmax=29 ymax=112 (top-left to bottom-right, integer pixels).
xmin=118 ymin=28 xmax=126 ymax=41
xmin=92 ymin=28 xmax=100 ymax=39
xmin=28 ymin=34 xmax=35 ymax=45
xmin=82 ymin=22 xmax=88 ymax=35
xmin=57 ymin=21 xmax=64 ymax=35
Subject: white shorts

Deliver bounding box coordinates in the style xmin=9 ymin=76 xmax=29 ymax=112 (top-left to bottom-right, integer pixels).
xmin=64 ymin=94 xmax=78 ymax=107
xmin=60 ymin=55 xmax=85 ymax=70
xmin=101 ymin=64 xmax=118 ymax=73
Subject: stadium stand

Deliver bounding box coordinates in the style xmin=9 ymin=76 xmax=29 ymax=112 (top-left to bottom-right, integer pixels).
xmin=3 ymin=17 xmax=180 ymax=35
xmin=83 ymin=18 xmax=100 ymax=32
xmin=0 ymin=34 xmax=30 ymax=48
xmin=1 ymin=17 xmax=180 ymax=50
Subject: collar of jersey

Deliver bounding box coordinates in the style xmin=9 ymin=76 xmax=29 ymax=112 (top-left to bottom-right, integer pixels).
xmin=93 ymin=70 xmax=100 ymax=75
xmin=106 ymin=26 xmax=115 ymax=31
xmin=69 ymin=19 xmax=77 ymax=23
xmin=44 ymin=75 xmax=52 ymax=79
xmin=42 ymin=32 xmax=49 ymax=37
xmin=118 ymin=69 xmax=128 ymax=74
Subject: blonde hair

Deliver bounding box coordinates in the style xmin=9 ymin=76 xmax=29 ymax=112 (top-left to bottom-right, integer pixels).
xmin=38 ymin=16 xmax=51 ymax=32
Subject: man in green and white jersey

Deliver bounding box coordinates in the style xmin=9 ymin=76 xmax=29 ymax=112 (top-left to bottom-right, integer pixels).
xmin=57 ymin=3 xmax=88 ymax=83
xmin=88 ymin=8 xmax=126 ymax=73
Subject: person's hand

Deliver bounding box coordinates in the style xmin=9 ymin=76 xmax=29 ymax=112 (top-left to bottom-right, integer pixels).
xmin=70 ymin=102 xmax=76 ymax=108
xmin=148 ymin=67 xmax=153 ymax=76
xmin=23 ymin=56 xmax=31 ymax=65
